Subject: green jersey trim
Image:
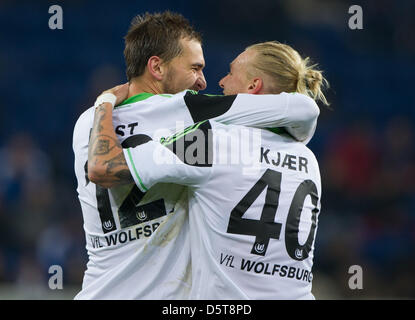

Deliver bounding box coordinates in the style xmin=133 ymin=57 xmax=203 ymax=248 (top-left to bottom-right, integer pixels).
xmin=202 ymin=94 xmax=224 ymax=97
xmin=116 ymin=93 xmax=172 ymax=108
xmin=161 ymin=120 xmax=208 ymax=146
xmin=266 ymin=127 xmax=288 ymax=135
xmin=126 ymin=148 xmax=148 ymax=192
xmin=186 ymin=90 xmax=223 ymax=98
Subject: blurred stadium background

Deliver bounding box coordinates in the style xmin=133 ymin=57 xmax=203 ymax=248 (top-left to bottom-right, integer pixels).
xmin=0 ymin=0 xmax=414 ymax=299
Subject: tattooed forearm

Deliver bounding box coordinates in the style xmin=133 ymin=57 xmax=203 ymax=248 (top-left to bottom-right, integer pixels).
xmin=95 ymin=140 xmax=113 ymax=155
xmin=88 ymin=103 xmax=133 ymax=187
xmin=90 ymin=135 xmax=120 ymax=156
xmin=114 ymin=169 xmax=134 ymax=184
xmin=92 ymin=149 xmax=133 ymax=186
xmin=105 ymin=152 xmax=133 ymax=184
xmin=104 ymin=152 xmax=128 ymax=174
xmin=94 ymin=104 xmax=107 ymax=133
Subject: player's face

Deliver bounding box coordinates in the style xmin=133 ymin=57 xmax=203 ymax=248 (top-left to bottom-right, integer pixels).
xmin=162 ymin=38 xmax=207 ymax=94
xmin=219 ymin=49 xmax=254 ymax=95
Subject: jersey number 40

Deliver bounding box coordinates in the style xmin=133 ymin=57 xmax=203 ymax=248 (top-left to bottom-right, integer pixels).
xmin=227 ymin=169 xmax=319 ymax=261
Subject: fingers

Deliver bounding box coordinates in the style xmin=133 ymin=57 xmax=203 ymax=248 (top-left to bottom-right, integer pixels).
xmin=113 ymin=83 xmax=130 ymax=105
xmin=99 ymin=83 xmax=130 ymax=106
xmin=103 ymin=83 xmax=129 ymax=94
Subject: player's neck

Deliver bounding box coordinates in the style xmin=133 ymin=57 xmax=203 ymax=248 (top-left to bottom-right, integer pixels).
xmin=128 ymin=77 xmax=162 ymax=97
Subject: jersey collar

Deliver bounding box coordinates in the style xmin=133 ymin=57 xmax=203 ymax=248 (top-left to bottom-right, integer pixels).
xmin=118 ymin=93 xmax=155 ymax=106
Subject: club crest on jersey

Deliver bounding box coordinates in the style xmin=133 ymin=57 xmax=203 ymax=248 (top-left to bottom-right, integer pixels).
xmin=136 ymin=210 xmax=147 ymax=221
xmin=295 ymin=248 xmax=303 ymax=259
xmin=102 ymin=220 xmax=114 ymax=231
xmin=254 ymin=243 xmax=266 ymax=254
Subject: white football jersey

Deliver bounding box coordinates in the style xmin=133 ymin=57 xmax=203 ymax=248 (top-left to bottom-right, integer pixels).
xmin=124 ymin=120 xmax=321 ymax=300
xmin=72 ymin=90 xmax=319 ymax=299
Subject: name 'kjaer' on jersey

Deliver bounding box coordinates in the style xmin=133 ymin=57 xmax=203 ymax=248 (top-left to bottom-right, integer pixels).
xmin=73 ymin=89 xmax=319 ymax=299
xmin=123 ymin=120 xmax=322 ymax=299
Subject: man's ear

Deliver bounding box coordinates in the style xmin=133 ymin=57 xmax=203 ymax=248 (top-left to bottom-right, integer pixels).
xmin=247 ymin=78 xmax=263 ymax=94
xmin=147 ymin=56 xmax=164 ymax=81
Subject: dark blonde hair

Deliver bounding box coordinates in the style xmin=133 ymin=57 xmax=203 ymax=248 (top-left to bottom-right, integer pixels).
xmin=246 ymin=41 xmax=329 ymax=106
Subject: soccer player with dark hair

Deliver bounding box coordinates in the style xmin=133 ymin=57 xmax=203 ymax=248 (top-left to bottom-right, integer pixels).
xmin=74 ymin=11 xmax=320 ymax=299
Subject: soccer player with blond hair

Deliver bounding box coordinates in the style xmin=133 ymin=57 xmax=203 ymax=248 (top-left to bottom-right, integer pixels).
xmin=74 ymin=10 xmax=321 ymax=299
xmin=87 ymin=40 xmax=328 ymax=299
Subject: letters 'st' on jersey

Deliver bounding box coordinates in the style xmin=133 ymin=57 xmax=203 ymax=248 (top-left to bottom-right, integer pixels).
xmin=124 ymin=120 xmax=322 ymax=300
xmin=72 ymin=90 xmax=319 ymax=299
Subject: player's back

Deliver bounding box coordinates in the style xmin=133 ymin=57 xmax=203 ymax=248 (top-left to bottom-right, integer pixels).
xmin=72 ymin=92 xmax=194 ymax=299
xmin=188 ymin=121 xmax=322 ymax=299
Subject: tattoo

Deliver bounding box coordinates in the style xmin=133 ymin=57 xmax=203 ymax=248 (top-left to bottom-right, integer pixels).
xmin=90 ymin=135 xmax=121 ymax=156
xmin=88 ymin=103 xmax=134 ymax=187
xmin=105 ymin=152 xmax=128 ymax=174
xmin=114 ymin=169 xmax=134 ymax=183
xmin=106 ymin=153 xmax=133 ymax=184
xmin=94 ymin=106 xmax=107 ymax=133
xmin=95 ymin=140 xmax=112 ymax=155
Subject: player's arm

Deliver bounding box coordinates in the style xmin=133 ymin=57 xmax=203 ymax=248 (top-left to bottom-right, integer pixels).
xmin=123 ymin=121 xmax=213 ymax=192
xmin=88 ymin=84 xmax=211 ymax=190
xmin=184 ymin=91 xmax=319 ymax=144
xmin=88 ymin=84 xmax=134 ymax=188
